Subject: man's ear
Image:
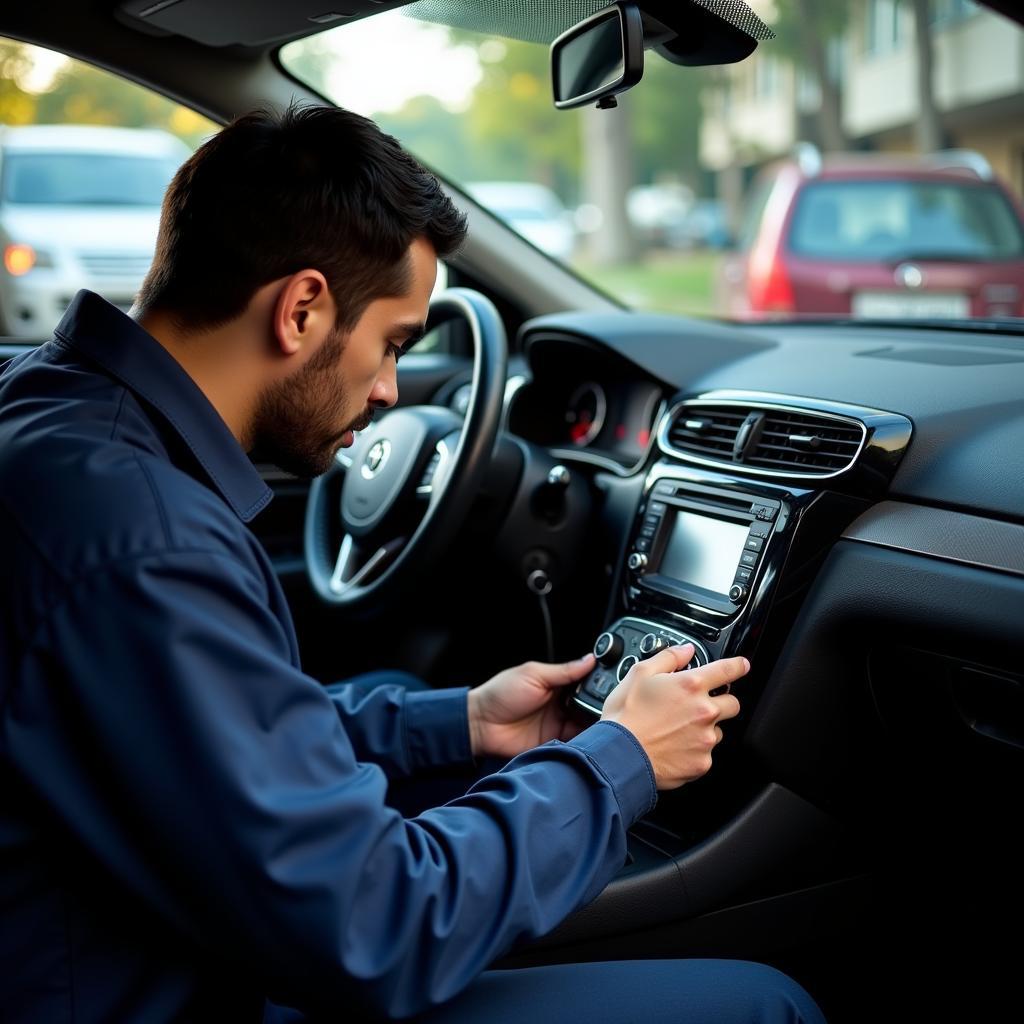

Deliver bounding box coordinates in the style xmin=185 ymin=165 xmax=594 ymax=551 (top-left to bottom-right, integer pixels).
xmin=272 ymin=270 xmax=335 ymax=357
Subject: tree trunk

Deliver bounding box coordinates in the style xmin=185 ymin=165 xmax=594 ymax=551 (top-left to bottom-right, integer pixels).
xmin=911 ymin=0 xmax=944 ymax=153
xmin=793 ymin=0 xmax=848 ymax=152
xmin=582 ymin=97 xmax=638 ymax=266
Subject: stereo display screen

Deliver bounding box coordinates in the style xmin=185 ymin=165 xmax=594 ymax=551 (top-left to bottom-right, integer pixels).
xmin=658 ymin=511 xmax=749 ymax=597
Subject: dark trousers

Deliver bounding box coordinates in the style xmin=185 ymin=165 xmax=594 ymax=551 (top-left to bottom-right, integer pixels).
xmin=410 ymin=959 xmax=825 ymax=1023
xmin=265 ymin=675 xmax=828 ymax=1023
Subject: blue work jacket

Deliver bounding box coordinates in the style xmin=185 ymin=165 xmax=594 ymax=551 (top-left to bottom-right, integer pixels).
xmin=0 ymin=291 xmax=657 ymax=1022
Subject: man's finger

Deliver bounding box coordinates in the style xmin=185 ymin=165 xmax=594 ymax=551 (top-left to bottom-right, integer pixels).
xmin=631 ymin=643 xmax=695 ymax=679
xmin=711 ymin=692 xmax=742 ymax=722
xmin=536 ymin=652 xmax=596 ymax=688
xmin=680 ymin=656 xmax=750 ymax=694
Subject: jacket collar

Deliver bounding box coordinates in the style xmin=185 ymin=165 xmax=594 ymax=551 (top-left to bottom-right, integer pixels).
xmin=54 ymin=290 xmax=272 ymax=523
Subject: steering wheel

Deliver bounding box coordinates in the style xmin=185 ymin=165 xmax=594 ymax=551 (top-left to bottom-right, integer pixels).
xmin=304 ymin=288 xmax=507 ymax=610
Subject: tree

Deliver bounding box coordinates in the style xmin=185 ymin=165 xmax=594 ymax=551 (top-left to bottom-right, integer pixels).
xmin=460 ymin=36 xmax=581 ymax=197
xmin=582 ymin=97 xmax=638 ymax=265
xmin=0 ymin=42 xmax=38 ymax=125
xmin=631 ymin=54 xmax=706 ymax=190
xmin=35 ymin=60 xmax=213 ymax=147
xmin=910 ymin=0 xmax=944 ymax=152
xmin=376 ymin=96 xmax=475 ymax=179
xmin=770 ymin=0 xmax=850 ymax=152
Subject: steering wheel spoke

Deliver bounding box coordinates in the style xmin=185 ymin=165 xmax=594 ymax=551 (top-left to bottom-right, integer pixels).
xmin=329 ymin=533 xmax=406 ymax=596
xmin=415 ymin=431 xmax=460 ymax=506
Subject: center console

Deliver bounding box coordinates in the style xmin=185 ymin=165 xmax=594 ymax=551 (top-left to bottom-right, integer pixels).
xmin=574 ymin=472 xmax=792 ymax=713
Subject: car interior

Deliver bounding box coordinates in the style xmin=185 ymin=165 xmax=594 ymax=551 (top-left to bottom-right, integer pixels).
xmin=3 ymin=1 xmax=1024 ymax=1020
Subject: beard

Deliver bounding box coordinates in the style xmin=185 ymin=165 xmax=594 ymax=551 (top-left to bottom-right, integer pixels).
xmin=251 ymin=326 xmax=375 ymax=479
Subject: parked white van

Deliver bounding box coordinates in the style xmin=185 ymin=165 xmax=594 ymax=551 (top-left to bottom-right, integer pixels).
xmin=0 ymin=125 xmax=188 ymax=338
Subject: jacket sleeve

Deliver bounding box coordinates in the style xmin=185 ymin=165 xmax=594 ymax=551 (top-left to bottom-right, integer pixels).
xmin=6 ymin=550 xmax=657 ymax=1019
xmin=322 ymin=677 xmax=475 ymax=779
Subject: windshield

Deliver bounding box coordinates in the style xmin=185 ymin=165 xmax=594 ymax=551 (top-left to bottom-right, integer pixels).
xmin=1 ymin=152 xmax=181 ymax=206
xmin=281 ymin=0 xmax=1024 ymax=324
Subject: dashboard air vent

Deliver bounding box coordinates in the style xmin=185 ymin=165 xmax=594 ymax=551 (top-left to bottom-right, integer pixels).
xmin=665 ymin=406 xmax=748 ymax=459
xmin=746 ymin=409 xmax=864 ymax=473
xmin=662 ymin=402 xmax=866 ymax=478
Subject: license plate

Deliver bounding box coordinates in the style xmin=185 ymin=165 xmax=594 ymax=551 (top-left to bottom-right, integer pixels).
xmin=852 ymin=291 xmax=970 ymax=319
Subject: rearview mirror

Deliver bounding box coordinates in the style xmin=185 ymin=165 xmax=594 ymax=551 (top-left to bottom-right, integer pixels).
xmin=551 ymin=2 xmax=644 ymax=110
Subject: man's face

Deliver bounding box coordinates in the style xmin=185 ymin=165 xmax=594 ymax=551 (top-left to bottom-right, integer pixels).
xmin=252 ymin=237 xmax=438 ymax=478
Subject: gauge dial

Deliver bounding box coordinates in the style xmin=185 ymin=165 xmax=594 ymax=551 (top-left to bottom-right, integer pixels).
xmin=565 ymin=381 xmax=607 ymax=447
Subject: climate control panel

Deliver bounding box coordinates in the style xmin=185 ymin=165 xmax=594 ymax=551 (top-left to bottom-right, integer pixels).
xmin=573 ymin=616 xmax=711 ymax=715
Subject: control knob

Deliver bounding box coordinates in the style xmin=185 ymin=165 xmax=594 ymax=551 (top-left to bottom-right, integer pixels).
xmin=638 ymin=632 xmax=668 ymax=658
xmin=593 ymin=631 xmax=624 ymax=667
xmin=728 ymin=583 xmax=749 ymax=603
xmin=617 ymin=655 xmax=639 ymax=682
xmin=627 ymin=551 xmax=648 ymax=572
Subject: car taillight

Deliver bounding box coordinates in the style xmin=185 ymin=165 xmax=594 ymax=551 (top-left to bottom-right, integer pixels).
xmin=747 ymin=246 xmax=794 ymax=314
xmin=4 ymin=244 xmax=36 ymax=276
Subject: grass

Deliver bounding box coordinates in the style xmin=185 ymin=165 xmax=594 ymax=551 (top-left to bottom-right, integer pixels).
xmin=574 ymin=249 xmax=725 ymax=318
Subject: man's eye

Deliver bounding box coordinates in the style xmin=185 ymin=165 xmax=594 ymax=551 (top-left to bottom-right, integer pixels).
xmin=387 ymin=342 xmax=403 ymax=362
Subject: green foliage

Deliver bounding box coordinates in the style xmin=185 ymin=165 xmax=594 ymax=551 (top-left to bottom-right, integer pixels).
xmin=768 ymin=0 xmax=851 ymax=69
xmin=1 ymin=41 xmax=214 ymax=148
xmin=0 ymin=42 xmax=38 ymax=125
xmin=372 ymin=31 xmax=710 ymax=203
xmin=461 ymin=37 xmax=582 ymax=197
xmin=376 ymin=96 xmax=475 ymax=179
xmin=631 ymin=54 xmax=707 ymax=190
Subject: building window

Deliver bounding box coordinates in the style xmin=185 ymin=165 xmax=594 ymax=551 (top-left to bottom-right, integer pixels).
xmin=865 ymin=0 xmax=906 ymax=57
xmin=931 ymin=0 xmax=978 ymax=27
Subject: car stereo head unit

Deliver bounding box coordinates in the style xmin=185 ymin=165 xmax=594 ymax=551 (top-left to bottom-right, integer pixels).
xmin=627 ymin=479 xmax=781 ymax=616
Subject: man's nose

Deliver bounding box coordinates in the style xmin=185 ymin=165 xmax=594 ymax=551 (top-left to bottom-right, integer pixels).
xmin=370 ymin=358 xmax=398 ymax=408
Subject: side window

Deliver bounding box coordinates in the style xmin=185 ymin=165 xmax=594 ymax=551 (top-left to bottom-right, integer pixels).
xmin=0 ymin=38 xmax=216 ymax=340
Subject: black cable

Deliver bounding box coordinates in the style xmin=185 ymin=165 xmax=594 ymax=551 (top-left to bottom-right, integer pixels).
xmin=525 ymin=569 xmax=554 ymax=663
xmin=537 ymin=589 xmax=554 ymax=663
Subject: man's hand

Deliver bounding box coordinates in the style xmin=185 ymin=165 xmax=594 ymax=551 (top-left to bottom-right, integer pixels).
xmin=468 ymin=654 xmax=596 ymax=759
xmin=601 ymin=644 xmax=747 ymax=790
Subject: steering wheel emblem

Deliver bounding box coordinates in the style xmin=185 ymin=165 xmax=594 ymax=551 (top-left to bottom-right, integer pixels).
xmin=361 ymin=438 xmax=391 ymax=479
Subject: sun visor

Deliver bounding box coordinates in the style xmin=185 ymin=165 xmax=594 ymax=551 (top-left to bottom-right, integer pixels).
xmin=118 ymin=0 xmax=772 ymax=61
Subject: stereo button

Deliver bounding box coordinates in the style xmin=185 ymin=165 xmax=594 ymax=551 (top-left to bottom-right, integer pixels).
xmin=744 ymin=536 xmax=764 ymax=552
xmin=740 ymin=551 xmax=759 ymax=568
xmin=627 ymin=552 xmax=648 ymax=571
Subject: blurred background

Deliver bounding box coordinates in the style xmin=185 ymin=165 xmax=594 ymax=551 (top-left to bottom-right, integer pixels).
xmin=3 ymin=0 xmax=1023 ymax=332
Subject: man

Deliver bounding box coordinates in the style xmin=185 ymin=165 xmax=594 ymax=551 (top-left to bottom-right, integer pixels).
xmin=0 ymin=105 xmax=825 ymax=1023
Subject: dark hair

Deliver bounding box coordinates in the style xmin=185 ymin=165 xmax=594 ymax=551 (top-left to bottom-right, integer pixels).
xmin=136 ymin=104 xmax=467 ymax=331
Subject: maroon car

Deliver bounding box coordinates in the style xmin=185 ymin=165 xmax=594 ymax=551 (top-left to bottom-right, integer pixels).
xmin=719 ymin=151 xmax=1024 ymax=320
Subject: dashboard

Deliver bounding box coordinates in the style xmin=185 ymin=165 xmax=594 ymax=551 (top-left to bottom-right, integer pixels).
xmin=515 ymin=313 xmax=1024 ymax=518
xmin=506 ymin=335 xmax=663 ymax=471
xmin=494 ymin=311 xmax=1024 ymax=866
